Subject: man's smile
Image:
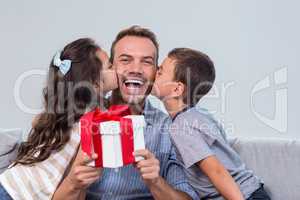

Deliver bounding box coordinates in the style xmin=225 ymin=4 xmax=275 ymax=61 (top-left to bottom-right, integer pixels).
xmin=120 ymin=76 xmax=147 ymax=95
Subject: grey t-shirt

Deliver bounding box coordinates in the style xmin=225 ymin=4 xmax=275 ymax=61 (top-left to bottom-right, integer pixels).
xmin=169 ymin=107 xmax=262 ymax=200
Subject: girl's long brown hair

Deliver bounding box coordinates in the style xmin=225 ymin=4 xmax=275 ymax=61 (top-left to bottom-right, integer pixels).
xmin=13 ymin=38 xmax=103 ymax=166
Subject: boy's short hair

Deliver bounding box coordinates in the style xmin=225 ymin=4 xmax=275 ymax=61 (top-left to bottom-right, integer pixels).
xmin=168 ymin=48 xmax=215 ymax=106
xmin=110 ymin=25 xmax=159 ymax=65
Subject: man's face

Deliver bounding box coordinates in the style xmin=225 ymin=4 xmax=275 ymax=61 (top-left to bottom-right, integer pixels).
xmin=112 ymin=36 xmax=157 ymax=104
xmin=152 ymin=57 xmax=178 ymax=101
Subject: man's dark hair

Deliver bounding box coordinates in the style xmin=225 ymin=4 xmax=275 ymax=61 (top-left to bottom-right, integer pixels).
xmin=110 ymin=25 xmax=159 ymax=65
xmin=168 ymin=48 xmax=216 ymax=106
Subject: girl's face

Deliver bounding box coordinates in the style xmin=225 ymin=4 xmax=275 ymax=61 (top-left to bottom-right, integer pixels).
xmin=96 ymin=50 xmax=118 ymax=93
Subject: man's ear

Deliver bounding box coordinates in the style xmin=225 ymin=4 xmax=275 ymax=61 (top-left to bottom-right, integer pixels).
xmin=94 ymin=81 xmax=100 ymax=89
xmin=93 ymin=81 xmax=103 ymax=94
xmin=174 ymin=82 xmax=185 ymax=98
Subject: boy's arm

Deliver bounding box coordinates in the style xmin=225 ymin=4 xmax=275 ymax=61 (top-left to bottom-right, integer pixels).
xmin=197 ymin=155 xmax=245 ymax=200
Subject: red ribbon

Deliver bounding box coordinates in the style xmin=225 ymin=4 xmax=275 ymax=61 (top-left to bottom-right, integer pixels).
xmin=80 ymin=105 xmax=134 ymax=167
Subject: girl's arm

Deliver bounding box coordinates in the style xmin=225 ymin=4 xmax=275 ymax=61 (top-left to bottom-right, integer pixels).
xmin=197 ymin=155 xmax=245 ymax=200
xmin=52 ymin=148 xmax=102 ymax=200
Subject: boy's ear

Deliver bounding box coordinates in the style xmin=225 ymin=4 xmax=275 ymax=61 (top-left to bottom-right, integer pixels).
xmin=174 ymin=81 xmax=185 ymax=97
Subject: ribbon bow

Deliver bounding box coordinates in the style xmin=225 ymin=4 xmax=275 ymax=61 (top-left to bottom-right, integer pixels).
xmin=53 ymin=51 xmax=72 ymax=75
xmin=80 ymin=105 xmax=134 ymax=167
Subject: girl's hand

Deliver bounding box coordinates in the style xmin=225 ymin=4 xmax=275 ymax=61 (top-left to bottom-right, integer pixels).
xmin=66 ymin=148 xmax=102 ymax=191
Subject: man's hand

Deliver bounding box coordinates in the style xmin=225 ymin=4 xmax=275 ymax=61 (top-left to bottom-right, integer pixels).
xmin=133 ymin=149 xmax=192 ymax=200
xmin=134 ymin=149 xmax=160 ymax=186
xmin=66 ymin=148 xmax=103 ymax=191
xmin=52 ymin=148 xmax=102 ymax=200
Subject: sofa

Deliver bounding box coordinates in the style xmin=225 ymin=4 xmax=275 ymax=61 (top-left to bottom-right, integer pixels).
xmin=1 ymin=129 xmax=299 ymax=200
xmin=0 ymin=129 xmax=21 ymax=173
xmin=229 ymin=136 xmax=300 ymax=200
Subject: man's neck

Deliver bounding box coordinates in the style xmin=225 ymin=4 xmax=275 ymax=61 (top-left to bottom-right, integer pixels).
xmin=110 ymin=90 xmax=146 ymax=115
xmin=163 ymin=98 xmax=187 ymax=119
xmin=128 ymin=103 xmax=145 ymax=115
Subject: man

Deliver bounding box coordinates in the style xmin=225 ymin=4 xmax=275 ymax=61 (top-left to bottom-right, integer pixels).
xmin=53 ymin=26 xmax=198 ymax=200
xmin=86 ymin=26 xmax=198 ymax=199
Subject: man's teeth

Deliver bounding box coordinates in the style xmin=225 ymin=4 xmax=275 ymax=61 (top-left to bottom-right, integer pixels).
xmin=124 ymin=80 xmax=144 ymax=86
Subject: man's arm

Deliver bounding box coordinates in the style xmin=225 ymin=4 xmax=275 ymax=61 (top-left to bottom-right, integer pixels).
xmin=52 ymin=177 xmax=85 ymax=200
xmin=198 ymin=155 xmax=245 ymax=200
xmin=134 ymin=149 xmax=193 ymax=200
xmin=52 ymin=149 xmax=102 ymax=200
xmin=147 ymin=176 xmax=192 ymax=200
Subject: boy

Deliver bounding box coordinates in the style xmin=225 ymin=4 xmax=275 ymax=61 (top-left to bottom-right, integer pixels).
xmin=152 ymin=48 xmax=271 ymax=200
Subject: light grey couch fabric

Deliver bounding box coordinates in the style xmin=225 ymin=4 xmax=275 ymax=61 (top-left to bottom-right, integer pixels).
xmin=230 ymin=137 xmax=300 ymax=200
xmin=0 ymin=129 xmax=22 ymax=174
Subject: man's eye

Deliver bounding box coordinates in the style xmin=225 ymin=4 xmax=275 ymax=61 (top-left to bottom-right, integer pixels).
xmin=120 ymin=59 xmax=129 ymax=64
xmin=144 ymin=60 xmax=154 ymax=65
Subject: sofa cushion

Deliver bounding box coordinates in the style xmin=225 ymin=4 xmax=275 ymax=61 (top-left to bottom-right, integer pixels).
xmin=0 ymin=129 xmax=22 ymax=174
xmin=230 ymin=137 xmax=300 ymax=200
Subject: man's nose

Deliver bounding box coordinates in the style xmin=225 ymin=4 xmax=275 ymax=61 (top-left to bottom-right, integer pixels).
xmin=128 ymin=61 xmax=143 ymax=74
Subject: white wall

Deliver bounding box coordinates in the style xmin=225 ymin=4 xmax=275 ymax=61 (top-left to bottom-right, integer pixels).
xmin=0 ymin=0 xmax=299 ymax=139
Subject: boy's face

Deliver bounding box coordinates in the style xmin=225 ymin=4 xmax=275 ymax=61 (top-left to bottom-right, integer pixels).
xmin=152 ymin=57 xmax=179 ymax=101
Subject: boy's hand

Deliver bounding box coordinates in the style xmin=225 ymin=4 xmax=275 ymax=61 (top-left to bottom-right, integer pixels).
xmin=134 ymin=149 xmax=161 ymax=186
xmin=66 ymin=148 xmax=102 ymax=191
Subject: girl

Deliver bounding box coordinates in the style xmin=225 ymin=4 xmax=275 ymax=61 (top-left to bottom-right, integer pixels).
xmin=0 ymin=38 xmax=117 ymax=200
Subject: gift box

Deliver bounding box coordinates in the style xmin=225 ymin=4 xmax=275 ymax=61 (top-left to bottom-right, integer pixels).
xmin=80 ymin=105 xmax=146 ymax=168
